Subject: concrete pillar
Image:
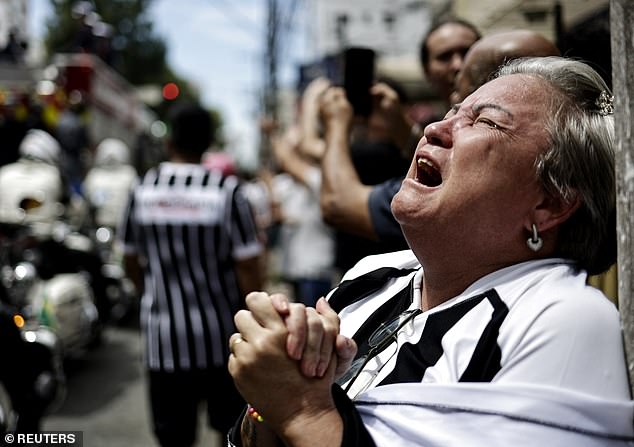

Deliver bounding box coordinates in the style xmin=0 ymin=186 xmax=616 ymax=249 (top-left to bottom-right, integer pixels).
xmin=610 ymin=0 xmax=634 ymax=395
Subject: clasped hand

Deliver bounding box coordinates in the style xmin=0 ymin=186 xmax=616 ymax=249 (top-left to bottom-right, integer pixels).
xmin=228 ymin=292 xmax=357 ymax=432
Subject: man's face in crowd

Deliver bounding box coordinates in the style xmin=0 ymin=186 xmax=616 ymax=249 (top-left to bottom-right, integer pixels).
xmin=424 ymin=23 xmax=480 ymax=104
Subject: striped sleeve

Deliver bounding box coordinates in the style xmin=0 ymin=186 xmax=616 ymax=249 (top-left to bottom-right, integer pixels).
xmin=227 ymin=179 xmax=262 ymax=260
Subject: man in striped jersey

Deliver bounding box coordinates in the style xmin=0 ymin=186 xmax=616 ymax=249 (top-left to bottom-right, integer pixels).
xmin=227 ymin=58 xmax=634 ymax=446
xmin=119 ymin=103 xmax=264 ymax=446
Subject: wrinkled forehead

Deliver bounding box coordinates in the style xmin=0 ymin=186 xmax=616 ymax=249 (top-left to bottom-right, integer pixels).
xmin=469 ymin=74 xmax=553 ymax=121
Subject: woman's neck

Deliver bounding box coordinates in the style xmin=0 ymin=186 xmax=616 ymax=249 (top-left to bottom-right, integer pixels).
xmin=420 ymin=270 xmax=470 ymax=311
xmin=419 ymin=260 xmax=515 ymax=311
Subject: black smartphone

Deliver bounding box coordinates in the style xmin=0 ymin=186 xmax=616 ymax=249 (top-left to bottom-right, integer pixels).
xmin=342 ymin=47 xmax=375 ymax=117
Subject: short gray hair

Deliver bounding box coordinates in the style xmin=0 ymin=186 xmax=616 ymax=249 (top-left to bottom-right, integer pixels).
xmin=495 ymin=56 xmax=615 ymax=275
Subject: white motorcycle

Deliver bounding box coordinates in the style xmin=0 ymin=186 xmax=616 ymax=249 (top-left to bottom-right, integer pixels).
xmin=83 ymin=137 xmax=140 ymax=323
xmin=0 ymin=130 xmax=101 ymax=356
xmin=0 ymin=221 xmax=100 ymax=358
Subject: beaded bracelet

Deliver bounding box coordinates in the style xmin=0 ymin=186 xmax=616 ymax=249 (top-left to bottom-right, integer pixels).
xmin=247 ymin=404 xmax=264 ymax=423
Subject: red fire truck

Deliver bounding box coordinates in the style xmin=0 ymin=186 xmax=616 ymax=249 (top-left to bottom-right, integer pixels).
xmin=51 ymin=52 xmax=155 ymax=149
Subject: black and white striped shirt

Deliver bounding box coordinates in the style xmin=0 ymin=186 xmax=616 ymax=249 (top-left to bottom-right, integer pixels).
xmin=228 ymin=251 xmax=633 ymax=446
xmin=324 ymin=250 xmax=633 ymax=446
xmin=120 ymin=162 xmax=262 ymax=372
xmin=329 ymin=250 xmax=629 ymax=399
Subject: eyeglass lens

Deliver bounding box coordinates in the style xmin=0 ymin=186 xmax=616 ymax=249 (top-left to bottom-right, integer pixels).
xmin=339 ymin=308 xmax=422 ymax=395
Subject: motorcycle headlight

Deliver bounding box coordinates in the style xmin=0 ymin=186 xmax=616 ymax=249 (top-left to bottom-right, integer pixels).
xmin=5 ymin=262 xmax=37 ymax=308
xmin=95 ymin=226 xmax=113 ymax=244
xmin=21 ymin=325 xmax=59 ymax=350
xmin=14 ymin=262 xmax=36 ymax=281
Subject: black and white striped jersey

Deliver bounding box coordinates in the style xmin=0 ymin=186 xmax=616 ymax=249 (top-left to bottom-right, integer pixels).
xmin=328 ymin=250 xmax=630 ymax=400
xmin=325 ymin=250 xmax=633 ymax=446
xmin=119 ymin=162 xmax=262 ymax=372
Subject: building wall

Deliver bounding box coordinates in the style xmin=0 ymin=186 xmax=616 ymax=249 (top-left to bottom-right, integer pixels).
xmin=452 ymin=0 xmax=612 ymax=85
xmin=453 ymin=0 xmax=608 ymax=40
xmin=313 ymin=0 xmax=433 ymax=58
xmin=307 ymin=0 xmax=451 ymax=101
xmin=301 ymin=0 xmax=610 ymax=103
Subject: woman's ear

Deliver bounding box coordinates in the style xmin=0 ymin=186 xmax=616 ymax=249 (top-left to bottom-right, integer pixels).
xmin=528 ymin=190 xmax=582 ymax=233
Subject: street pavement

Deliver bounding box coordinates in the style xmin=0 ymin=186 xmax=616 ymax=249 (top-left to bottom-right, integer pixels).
xmin=42 ymin=322 xmax=222 ymax=447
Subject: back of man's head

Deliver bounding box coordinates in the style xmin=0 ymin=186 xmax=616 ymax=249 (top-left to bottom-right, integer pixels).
xmin=451 ymin=30 xmax=560 ymax=104
xmin=167 ymin=102 xmax=212 ymax=158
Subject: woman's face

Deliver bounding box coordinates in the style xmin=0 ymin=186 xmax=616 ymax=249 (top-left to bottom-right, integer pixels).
xmin=392 ymin=74 xmax=552 ymax=258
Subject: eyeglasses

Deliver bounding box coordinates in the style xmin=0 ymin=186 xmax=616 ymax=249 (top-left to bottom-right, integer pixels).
xmin=337 ymin=308 xmax=422 ymax=398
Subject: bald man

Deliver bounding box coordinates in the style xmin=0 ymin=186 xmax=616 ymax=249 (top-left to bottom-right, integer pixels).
xmin=451 ymin=30 xmax=560 ymax=104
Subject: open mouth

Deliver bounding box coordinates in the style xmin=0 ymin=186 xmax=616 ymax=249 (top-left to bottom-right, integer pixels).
xmin=416 ymin=157 xmax=442 ymax=187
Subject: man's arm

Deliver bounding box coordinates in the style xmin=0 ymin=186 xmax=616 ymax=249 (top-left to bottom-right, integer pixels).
xmin=318 ymin=83 xmax=418 ymax=242
xmin=118 ymin=190 xmax=144 ymax=295
xmin=270 ymin=127 xmax=314 ymax=188
xmin=318 ymin=87 xmax=376 ymax=240
xmin=229 ymin=180 xmax=267 ymax=299
xmin=123 ymin=252 xmax=144 ymax=297
xmin=299 ymin=77 xmax=330 ymax=160
xmin=235 ymin=254 xmax=265 ymax=299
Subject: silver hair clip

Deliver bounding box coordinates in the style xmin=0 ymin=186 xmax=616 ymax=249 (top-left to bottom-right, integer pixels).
xmin=596 ymin=91 xmax=614 ymax=116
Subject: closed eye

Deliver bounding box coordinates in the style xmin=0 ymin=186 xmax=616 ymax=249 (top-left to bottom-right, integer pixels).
xmin=474 ymin=117 xmax=500 ymax=129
